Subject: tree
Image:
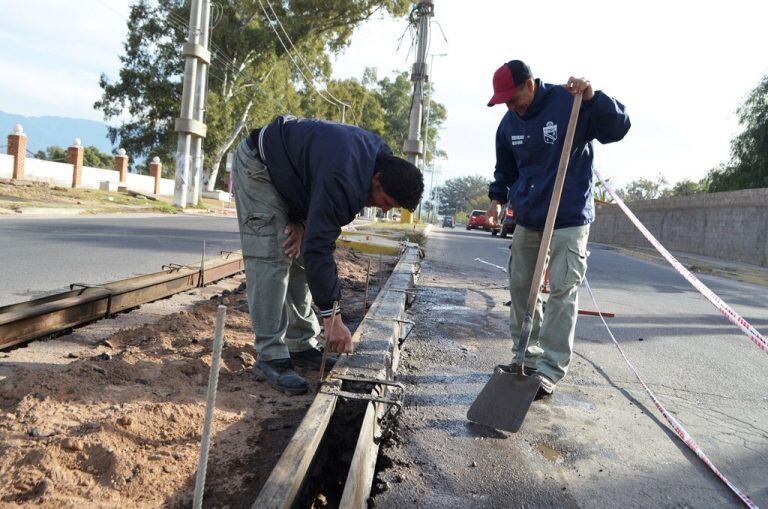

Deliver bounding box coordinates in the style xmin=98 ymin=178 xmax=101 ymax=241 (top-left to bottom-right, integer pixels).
xmin=618 ymin=174 xmax=668 ymax=202
xmin=34 ymin=146 xmax=68 ymax=163
xmin=433 ymin=175 xmax=491 ymax=215
xmin=662 ymin=177 xmax=709 ymax=197
xmin=33 ymin=146 xmax=113 ymax=169
xmin=83 ymin=146 xmax=115 ymax=169
xmin=96 ymin=0 xmax=411 ymax=191
xmin=707 ymin=74 xmax=768 ymax=192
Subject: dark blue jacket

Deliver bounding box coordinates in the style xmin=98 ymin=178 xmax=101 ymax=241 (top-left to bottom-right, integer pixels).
xmin=488 ymin=80 xmax=630 ymax=230
xmin=258 ymin=116 xmax=392 ymax=313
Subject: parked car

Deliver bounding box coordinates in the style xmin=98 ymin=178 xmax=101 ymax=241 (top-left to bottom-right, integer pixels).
xmin=500 ymin=206 xmax=516 ymax=238
xmin=441 ymin=216 xmax=455 ymax=228
xmin=466 ymin=210 xmax=487 ymax=230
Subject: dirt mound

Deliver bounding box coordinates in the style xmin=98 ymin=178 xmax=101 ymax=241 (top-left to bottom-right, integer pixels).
xmin=0 ymin=247 xmax=393 ymax=508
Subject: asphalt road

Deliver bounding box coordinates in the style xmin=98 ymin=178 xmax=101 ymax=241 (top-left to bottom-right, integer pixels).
xmin=375 ymin=226 xmax=768 ymax=508
xmin=0 ymin=214 xmax=241 ymax=307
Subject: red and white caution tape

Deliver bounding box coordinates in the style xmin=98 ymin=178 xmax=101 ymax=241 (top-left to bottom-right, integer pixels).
xmin=583 ymin=278 xmax=757 ymax=508
xmin=594 ymin=169 xmax=768 ymax=354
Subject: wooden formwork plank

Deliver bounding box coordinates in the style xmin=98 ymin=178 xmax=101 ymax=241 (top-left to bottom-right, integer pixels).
xmin=252 ymin=393 xmax=338 ymax=509
xmin=252 ymin=244 xmax=422 ymax=509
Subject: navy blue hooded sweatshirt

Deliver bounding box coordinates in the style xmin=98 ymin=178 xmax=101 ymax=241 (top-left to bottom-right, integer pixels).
xmin=256 ymin=116 xmax=392 ymax=314
xmin=488 ymin=80 xmax=630 ymax=230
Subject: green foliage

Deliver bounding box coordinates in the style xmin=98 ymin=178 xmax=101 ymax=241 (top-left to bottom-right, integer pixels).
xmin=34 ymin=146 xmax=68 ymax=163
xmin=618 ymin=173 xmax=711 ymax=201
xmin=33 ymin=145 xmax=113 ymax=169
xmin=618 ymin=174 xmax=668 ymax=202
xmin=433 ymin=175 xmax=491 ymax=215
xmin=83 ymin=146 xmax=114 ymax=169
xmin=663 ymin=178 xmax=709 ymax=197
xmin=707 ymin=74 xmax=768 ymax=192
xmin=96 ymin=0 xmax=413 ymax=187
xmin=593 ymin=177 xmax=614 ymax=203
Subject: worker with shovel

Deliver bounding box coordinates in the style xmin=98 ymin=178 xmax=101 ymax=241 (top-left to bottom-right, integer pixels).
xmin=233 ymin=116 xmax=424 ymax=395
xmin=485 ymin=60 xmax=631 ymax=400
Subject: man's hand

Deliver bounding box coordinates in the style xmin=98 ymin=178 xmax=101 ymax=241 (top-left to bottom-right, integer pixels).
xmin=486 ymin=200 xmax=502 ymax=228
xmin=282 ymin=223 xmax=304 ymax=259
xmin=324 ymin=314 xmax=353 ymax=354
xmin=564 ymin=77 xmax=594 ymax=101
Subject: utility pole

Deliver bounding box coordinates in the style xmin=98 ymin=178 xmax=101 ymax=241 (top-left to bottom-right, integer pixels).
xmin=188 ymin=0 xmax=211 ymax=206
xmin=173 ymin=0 xmax=211 ymax=208
xmin=401 ymin=0 xmax=434 ymax=224
xmin=416 ymin=52 xmax=446 ymax=221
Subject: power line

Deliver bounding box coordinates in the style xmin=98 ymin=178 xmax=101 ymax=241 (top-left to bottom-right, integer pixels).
xmin=263 ymin=0 xmax=349 ymax=111
xmin=257 ymin=0 xmax=346 ymax=116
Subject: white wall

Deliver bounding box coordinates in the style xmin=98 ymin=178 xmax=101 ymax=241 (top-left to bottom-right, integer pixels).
xmin=0 ymin=154 xmax=174 ymax=196
xmin=0 ymin=153 xmax=13 ymax=178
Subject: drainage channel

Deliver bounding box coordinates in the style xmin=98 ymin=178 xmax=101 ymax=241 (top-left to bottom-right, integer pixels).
xmin=254 ymin=243 xmax=422 ymax=509
xmin=0 ymin=251 xmax=245 ymax=350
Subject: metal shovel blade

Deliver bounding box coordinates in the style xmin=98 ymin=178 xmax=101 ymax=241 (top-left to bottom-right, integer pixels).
xmin=467 ymin=364 xmax=541 ymax=433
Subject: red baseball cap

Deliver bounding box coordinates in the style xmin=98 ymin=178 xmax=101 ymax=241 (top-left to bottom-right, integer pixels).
xmin=487 ymin=60 xmax=533 ymax=107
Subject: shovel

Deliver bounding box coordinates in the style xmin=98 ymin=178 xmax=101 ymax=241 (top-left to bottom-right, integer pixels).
xmin=467 ymin=92 xmax=583 ymax=432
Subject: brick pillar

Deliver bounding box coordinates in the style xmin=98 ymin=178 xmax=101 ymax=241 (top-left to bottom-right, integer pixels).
xmin=68 ymin=139 xmax=84 ymax=188
xmin=7 ymin=124 xmax=27 ymax=180
xmin=148 ymin=156 xmax=162 ymax=195
xmin=114 ymin=148 xmax=129 ymax=183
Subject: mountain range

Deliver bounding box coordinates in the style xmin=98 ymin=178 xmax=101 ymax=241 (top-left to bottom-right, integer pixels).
xmin=0 ymin=111 xmax=115 ymax=155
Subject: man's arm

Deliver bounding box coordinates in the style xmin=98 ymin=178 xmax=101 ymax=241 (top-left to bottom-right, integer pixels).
xmin=487 ymin=123 xmax=518 ymax=227
xmin=303 ymin=178 xmax=354 ymax=353
xmin=565 ymin=77 xmax=631 ymax=144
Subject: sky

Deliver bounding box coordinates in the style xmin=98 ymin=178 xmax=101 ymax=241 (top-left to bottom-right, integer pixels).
xmin=1 ymin=0 xmax=766 ymax=190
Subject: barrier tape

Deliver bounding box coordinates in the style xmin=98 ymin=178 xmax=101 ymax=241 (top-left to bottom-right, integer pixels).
xmin=594 ymin=169 xmax=768 ymax=354
xmin=583 ymin=278 xmax=757 ymax=508
xmin=474 ymin=257 xmax=507 ymax=273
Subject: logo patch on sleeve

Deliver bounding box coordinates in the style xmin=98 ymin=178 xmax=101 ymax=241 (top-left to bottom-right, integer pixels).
xmin=543 ymin=121 xmax=558 ymax=144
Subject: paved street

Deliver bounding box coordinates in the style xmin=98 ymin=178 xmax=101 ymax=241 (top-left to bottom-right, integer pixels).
xmin=376 ymin=226 xmax=768 ymax=507
xmin=0 ymin=214 xmax=240 ymax=307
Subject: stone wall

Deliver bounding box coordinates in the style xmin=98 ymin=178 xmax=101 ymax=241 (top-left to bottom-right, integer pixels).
xmin=591 ymin=188 xmax=768 ymax=267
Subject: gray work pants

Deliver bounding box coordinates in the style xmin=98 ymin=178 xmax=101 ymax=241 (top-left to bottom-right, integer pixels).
xmin=507 ymin=224 xmax=590 ymax=382
xmin=232 ymin=139 xmax=320 ymax=361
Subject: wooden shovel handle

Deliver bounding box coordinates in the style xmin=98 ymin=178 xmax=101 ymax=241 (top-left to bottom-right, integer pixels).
xmin=523 ymin=94 xmax=583 ymax=327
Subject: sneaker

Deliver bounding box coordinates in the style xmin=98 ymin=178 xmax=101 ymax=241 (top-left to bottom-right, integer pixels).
xmin=290 ymin=347 xmax=337 ymax=371
xmin=535 ymin=374 xmax=556 ymax=400
xmin=252 ymin=359 xmax=309 ymax=395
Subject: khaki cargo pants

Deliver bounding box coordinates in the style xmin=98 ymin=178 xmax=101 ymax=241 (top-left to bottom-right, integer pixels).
xmin=232 ymin=139 xmax=320 ymax=362
xmin=507 ymin=224 xmax=590 ymax=382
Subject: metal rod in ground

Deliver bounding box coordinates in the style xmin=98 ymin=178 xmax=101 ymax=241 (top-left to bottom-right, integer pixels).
xmin=363 ymin=258 xmax=372 ymax=310
xmin=318 ymin=301 xmax=339 ymax=385
xmin=199 ymin=240 xmax=207 ymax=287
xmin=192 ymin=304 xmax=227 ymax=509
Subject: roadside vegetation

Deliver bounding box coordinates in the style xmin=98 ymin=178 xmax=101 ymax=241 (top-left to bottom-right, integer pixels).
xmin=96 ymin=0 xmax=446 ymax=187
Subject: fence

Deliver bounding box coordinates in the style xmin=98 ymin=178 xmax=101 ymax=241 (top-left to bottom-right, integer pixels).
xmin=2 ymin=125 xmax=174 ymax=196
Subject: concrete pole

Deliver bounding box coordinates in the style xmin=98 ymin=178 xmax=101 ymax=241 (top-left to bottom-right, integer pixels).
xmin=401 ymin=0 xmax=434 ymax=224
xmin=188 ymin=0 xmax=211 ymax=206
xmin=173 ymin=0 xmax=208 ymax=207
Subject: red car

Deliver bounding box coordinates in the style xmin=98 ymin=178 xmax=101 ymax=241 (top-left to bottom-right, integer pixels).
xmin=466 ymin=209 xmax=501 ymax=234
xmin=466 ymin=210 xmax=486 ymax=230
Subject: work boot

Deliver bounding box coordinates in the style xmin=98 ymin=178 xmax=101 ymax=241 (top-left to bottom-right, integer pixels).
xmin=535 ymin=374 xmax=556 ymax=400
xmin=509 ymin=362 xmax=537 ymax=376
xmin=252 ymin=358 xmax=308 ymax=395
xmin=290 ymin=347 xmax=336 ymax=371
